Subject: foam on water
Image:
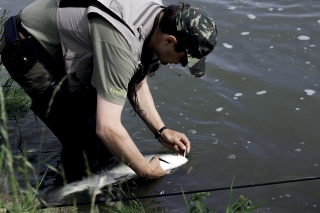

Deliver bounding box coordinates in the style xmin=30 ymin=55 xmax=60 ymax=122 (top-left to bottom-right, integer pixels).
xmin=228 ymin=6 xmax=236 ymax=10
xmin=256 ymin=90 xmax=267 ymax=95
xmin=318 ymin=20 xmax=320 ymax=24
xmin=241 ymin=32 xmax=250 ymax=35
xmin=235 ymin=93 xmax=242 ymax=97
xmin=188 ymin=130 xmax=197 ymax=134
xmin=268 ymin=8 xmax=273 ymax=11
xmin=304 ymin=89 xmax=315 ymax=96
xmin=247 ymin=14 xmax=256 ymax=19
xmin=223 ymin=43 xmax=233 ymax=49
xmin=216 ymin=107 xmax=223 ymax=112
xmin=297 ymin=35 xmax=310 ymax=40
xmin=228 ymin=154 xmax=236 ymax=159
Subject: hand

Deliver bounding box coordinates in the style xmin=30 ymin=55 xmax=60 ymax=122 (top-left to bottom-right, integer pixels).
xmin=158 ymin=129 xmax=191 ymax=156
xmin=144 ymin=156 xmax=168 ymax=179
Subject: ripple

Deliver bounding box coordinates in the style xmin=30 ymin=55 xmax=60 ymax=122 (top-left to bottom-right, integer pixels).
xmin=212 ymin=140 xmax=218 ymax=145
xmin=188 ymin=130 xmax=197 ymax=134
xmin=228 ymin=154 xmax=236 ymax=160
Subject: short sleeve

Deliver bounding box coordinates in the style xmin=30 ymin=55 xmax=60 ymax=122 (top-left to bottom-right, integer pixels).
xmin=89 ymin=15 xmax=136 ymax=105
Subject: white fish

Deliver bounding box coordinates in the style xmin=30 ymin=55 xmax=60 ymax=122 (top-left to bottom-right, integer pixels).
xmin=57 ymin=154 xmax=188 ymax=198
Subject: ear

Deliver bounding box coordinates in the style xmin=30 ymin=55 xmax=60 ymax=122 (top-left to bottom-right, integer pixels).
xmin=164 ymin=35 xmax=178 ymax=45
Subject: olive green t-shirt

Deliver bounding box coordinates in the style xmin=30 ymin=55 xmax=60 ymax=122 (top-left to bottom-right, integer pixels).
xmin=20 ymin=0 xmax=136 ymax=105
xmin=89 ymin=16 xmax=137 ymax=105
xmin=20 ymin=0 xmax=61 ymax=61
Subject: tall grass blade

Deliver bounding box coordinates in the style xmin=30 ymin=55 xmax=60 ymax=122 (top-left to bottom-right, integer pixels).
xmin=181 ymin=187 xmax=190 ymax=213
xmin=226 ymin=175 xmax=235 ymax=213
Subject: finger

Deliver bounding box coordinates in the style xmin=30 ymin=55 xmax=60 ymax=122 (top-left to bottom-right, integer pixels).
xmin=180 ymin=134 xmax=191 ymax=154
xmin=150 ymin=156 xmax=166 ymax=175
xmin=149 ymin=155 xmax=160 ymax=164
xmin=173 ymin=144 xmax=180 ymax=155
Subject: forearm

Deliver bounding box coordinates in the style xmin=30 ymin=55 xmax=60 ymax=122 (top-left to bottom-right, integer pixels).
xmin=128 ymin=79 xmax=191 ymax=155
xmin=128 ymin=78 xmax=165 ymax=135
xmin=96 ymin=94 xmax=166 ymax=178
xmin=97 ymin=121 xmax=150 ymax=176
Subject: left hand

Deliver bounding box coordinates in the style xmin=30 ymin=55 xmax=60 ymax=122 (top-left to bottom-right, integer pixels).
xmin=158 ymin=129 xmax=191 ymax=156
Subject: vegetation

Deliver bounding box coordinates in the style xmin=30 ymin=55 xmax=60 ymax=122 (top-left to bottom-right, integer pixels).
xmin=182 ymin=176 xmax=266 ymax=213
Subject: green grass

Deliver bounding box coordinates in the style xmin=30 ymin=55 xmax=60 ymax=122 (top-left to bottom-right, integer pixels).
xmin=181 ymin=176 xmax=266 ymax=213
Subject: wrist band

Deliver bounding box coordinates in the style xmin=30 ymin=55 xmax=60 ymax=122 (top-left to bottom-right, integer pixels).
xmin=155 ymin=126 xmax=167 ymax=139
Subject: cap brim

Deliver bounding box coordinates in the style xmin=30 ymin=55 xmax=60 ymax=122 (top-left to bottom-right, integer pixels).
xmin=188 ymin=56 xmax=206 ymax=77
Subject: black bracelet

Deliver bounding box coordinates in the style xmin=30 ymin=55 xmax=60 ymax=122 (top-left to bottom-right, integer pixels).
xmin=155 ymin=126 xmax=167 ymax=139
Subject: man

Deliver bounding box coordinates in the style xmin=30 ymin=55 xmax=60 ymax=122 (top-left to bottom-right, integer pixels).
xmin=0 ymin=0 xmax=218 ymax=181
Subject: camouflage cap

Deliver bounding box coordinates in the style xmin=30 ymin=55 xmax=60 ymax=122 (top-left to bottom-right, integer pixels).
xmin=176 ymin=6 xmax=218 ymax=77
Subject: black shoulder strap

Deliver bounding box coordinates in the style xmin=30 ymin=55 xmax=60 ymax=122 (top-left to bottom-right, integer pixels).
xmin=59 ymin=0 xmax=91 ymax=8
xmin=59 ymin=0 xmax=135 ymax=35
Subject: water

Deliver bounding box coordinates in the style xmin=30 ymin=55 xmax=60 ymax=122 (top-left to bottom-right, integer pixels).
xmin=1 ymin=0 xmax=320 ymax=212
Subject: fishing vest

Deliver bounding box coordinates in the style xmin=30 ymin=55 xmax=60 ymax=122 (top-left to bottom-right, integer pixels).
xmin=55 ymin=0 xmax=163 ymax=92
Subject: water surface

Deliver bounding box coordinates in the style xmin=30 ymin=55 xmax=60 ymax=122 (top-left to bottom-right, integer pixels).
xmin=1 ymin=0 xmax=319 ymax=212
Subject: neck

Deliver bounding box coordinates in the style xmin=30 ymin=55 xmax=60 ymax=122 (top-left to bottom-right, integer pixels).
xmin=145 ymin=11 xmax=164 ymax=50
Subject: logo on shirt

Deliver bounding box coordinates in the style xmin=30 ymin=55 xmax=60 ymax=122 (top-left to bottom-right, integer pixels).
xmin=109 ymin=86 xmax=126 ymax=98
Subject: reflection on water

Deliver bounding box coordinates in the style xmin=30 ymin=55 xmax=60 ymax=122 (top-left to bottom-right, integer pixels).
xmin=1 ymin=0 xmax=320 ymax=212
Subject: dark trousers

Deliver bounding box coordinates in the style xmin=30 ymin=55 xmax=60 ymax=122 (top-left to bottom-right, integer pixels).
xmin=1 ymin=36 xmax=113 ymax=181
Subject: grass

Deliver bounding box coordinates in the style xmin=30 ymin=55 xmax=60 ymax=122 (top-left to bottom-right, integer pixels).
xmin=0 ymin=10 xmax=265 ymax=213
xmin=182 ymin=176 xmax=266 ymax=213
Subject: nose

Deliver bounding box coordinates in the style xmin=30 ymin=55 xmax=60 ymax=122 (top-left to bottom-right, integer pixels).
xmin=181 ymin=57 xmax=188 ymax=67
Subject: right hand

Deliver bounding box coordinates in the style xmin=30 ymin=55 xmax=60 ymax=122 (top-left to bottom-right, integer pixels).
xmin=144 ymin=156 xmax=168 ymax=179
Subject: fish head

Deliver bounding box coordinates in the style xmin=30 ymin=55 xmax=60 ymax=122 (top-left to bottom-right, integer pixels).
xmin=157 ymin=154 xmax=188 ymax=171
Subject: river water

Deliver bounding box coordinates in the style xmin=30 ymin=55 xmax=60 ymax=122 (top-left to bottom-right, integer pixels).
xmin=1 ymin=0 xmax=319 ymax=212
